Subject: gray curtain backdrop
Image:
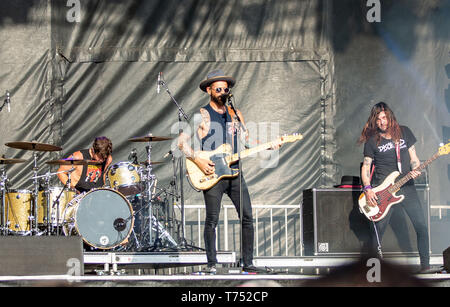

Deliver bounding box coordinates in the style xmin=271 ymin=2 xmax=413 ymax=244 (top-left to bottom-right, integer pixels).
xmin=0 ymin=0 xmax=448 ymax=254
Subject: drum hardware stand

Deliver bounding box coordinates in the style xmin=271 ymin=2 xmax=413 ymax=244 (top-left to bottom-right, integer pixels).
xmin=0 ymin=166 xmax=9 ymax=235
xmin=159 ymin=74 xmax=203 ymax=251
xmin=149 ymin=200 xmax=164 ymax=251
xmin=0 ymin=91 xmax=10 ymax=113
xmin=31 ymin=150 xmax=41 ymax=235
xmin=143 ymin=143 xmax=157 ymax=249
xmin=121 ymin=188 xmax=178 ymax=251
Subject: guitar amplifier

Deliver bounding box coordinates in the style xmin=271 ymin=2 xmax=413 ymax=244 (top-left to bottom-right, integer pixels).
xmin=302 ymin=188 xmax=430 ymax=256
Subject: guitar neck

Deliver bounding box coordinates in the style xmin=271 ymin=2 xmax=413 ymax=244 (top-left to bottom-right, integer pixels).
xmin=388 ymin=151 xmax=439 ymax=192
xmin=228 ymin=141 xmax=274 ymax=163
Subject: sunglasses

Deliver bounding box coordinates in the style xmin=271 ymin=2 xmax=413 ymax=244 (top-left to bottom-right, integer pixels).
xmin=212 ymin=87 xmax=230 ymax=94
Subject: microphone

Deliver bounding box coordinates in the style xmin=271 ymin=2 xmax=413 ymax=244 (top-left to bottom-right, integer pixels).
xmin=226 ymin=92 xmax=233 ymax=106
xmin=128 ymin=148 xmax=137 ymax=164
xmin=163 ymin=150 xmax=173 ymax=159
xmin=5 ymin=91 xmax=10 ymax=112
xmin=157 ymin=72 xmax=162 ymax=94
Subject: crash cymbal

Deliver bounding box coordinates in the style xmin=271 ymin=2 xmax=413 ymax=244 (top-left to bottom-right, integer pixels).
xmin=5 ymin=141 xmax=62 ymax=152
xmin=139 ymin=161 xmax=165 ymax=166
xmin=128 ymin=134 xmax=172 ymax=142
xmin=0 ymin=157 xmax=27 ymax=165
xmin=46 ymin=158 xmax=103 ymax=166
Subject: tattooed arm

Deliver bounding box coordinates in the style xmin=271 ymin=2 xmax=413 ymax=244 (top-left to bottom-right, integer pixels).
xmin=360 ymin=156 xmax=373 ymax=187
xmin=361 ymin=156 xmax=378 ymax=207
xmin=408 ymin=145 xmax=422 ymax=179
xmin=177 ymin=108 xmax=215 ymax=175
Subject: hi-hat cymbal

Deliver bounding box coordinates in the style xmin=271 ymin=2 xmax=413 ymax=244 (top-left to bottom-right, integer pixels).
xmin=0 ymin=157 xmax=27 ymax=165
xmin=128 ymin=134 xmax=172 ymax=142
xmin=46 ymin=158 xmax=103 ymax=166
xmin=5 ymin=141 xmax=62 ymax=152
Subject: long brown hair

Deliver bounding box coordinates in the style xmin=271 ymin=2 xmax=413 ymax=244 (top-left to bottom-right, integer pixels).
xmin=358 ymin=102 xmax=402 ymax=145
xmin=92 ymin=136 xmax=112 ymax=160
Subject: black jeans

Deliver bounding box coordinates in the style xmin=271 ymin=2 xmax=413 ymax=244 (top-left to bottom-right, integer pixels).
xmin=203 ymin=176 xmax=254 ymax=267
xmin=369 ymin=185 xmax=430 ymax=267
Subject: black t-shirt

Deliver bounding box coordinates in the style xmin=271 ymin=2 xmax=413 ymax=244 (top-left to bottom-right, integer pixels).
xmin=74 ymin=149 xmax=106 ymax=193
xmin=363 ymin=126 xmax=416 ymax=186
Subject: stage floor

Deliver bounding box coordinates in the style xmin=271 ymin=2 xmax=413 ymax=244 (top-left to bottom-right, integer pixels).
xmin=0 ymin=251 xmax=448 ymax=287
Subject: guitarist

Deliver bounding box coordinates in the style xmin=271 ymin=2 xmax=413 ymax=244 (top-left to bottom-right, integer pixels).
xmin=358 ymin=102 xmax=430 ymax=272
xmin=178 ymin=69 xmax=280 ymax=273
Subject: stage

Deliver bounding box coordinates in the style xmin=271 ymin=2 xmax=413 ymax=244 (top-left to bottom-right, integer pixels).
xmin=0 ymin=251 xmax=448 ymax=287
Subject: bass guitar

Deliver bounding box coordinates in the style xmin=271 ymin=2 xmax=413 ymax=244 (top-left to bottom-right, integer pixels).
xmin=358 ymin=142 xmax=449 ymax=221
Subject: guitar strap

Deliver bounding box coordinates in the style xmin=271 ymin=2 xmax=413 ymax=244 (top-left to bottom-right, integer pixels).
xmin=227 ymin=106 xmax=251 ymax=149
xmin=227 ymin=106 xmax=238 ymax=153
xmin=227 ymin=105 xmax=236 ymax=118
xmin=395 ymin=142 xmax=402 ymax=173
xmin=370 ymin=163 xmax=375 ymax=182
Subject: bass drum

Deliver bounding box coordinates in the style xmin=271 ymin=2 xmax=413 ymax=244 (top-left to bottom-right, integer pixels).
xmin=62 ymin=188 xmax=134 ymax=249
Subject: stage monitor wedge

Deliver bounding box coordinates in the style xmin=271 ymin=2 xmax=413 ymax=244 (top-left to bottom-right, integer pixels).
xmin=0 ymin=236 xmax=83 ymax=276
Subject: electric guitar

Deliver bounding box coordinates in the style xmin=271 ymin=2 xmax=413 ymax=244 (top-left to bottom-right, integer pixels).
xmin=185 ymin=133 xmax=303 ymax=191
xmin=358 ymin=142 xmax=450 ymax=222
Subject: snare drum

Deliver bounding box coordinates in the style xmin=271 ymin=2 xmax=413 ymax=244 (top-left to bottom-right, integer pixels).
xmin=37 ymin=187 xmax=76 ymax=226
xmin=4 ymin=189 xmax=33 ymax=232
xmin=62 ymin=188 xmax=134 ymax=249
xmin=106 ymin=161 xmax=143 ymax=196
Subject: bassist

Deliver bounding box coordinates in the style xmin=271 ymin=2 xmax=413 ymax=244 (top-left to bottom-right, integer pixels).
xmin=358 ymin=102 xmax=430 ymax=272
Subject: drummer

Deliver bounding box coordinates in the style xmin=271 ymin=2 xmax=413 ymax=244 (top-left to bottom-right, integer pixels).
xmin=57 ymin=136 xmax=113 ymax=193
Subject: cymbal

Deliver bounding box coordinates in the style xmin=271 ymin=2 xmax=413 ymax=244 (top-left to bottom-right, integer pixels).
xmin=128 ymin=134 xmax=172 ymax=142
xmin=5 ymin=141 xmax=62 ymax=152
xmin=46 ymin=159 xmax=103 ymax=166
xmin=139 ymin=161 xmax=165 ymax=166
xmin=0 ymin=157 xmax=27 ymax=165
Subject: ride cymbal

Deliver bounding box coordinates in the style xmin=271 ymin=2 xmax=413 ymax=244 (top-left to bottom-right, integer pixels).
xmin=0 ymin=157 xmax=27 ymax=165
xmin=128 ymin=134 xmax=172 ymax=142
xmin=5 ymin=141 xmax=62 ymax=152
xmin=46 ymin=158 xmax=103 ymax=166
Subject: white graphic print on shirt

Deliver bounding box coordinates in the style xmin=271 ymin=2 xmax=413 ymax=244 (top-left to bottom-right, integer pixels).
xmin=377 ymin=138 xmax=406 ymax=153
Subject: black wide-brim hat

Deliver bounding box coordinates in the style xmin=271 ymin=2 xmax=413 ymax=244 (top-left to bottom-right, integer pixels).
xmin=199 ymin=69 xmax=236 ymax=92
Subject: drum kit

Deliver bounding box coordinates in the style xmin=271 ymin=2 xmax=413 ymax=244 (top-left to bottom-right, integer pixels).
xmin=0 ymin=135 xmax=187 ymax=252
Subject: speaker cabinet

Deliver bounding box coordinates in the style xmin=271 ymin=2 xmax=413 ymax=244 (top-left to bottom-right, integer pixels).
xmin=444 ymin=247 xmax=450 ymax=271
xmin=302 ymin=188 xmax=430 ymax=256
xmin=0 ymin=236 xmax=83 ymax=276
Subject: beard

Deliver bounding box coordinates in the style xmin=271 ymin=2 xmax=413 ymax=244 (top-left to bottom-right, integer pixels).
xmin=211 ymin=93 xmax=228 ymax=105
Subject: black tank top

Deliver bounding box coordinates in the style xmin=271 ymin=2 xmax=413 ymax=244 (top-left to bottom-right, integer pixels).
xmin=74 ymin=149 xmax=106 ymax=193
xmin=201 ymin=103 xmax=238 ymax=153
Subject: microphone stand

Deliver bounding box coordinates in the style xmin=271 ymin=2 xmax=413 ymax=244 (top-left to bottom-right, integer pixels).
xmin=158 ymin=75 xmax=203 ymax=251
xmin=0 ymin=91 xmax=10 ymax=113
xmin=227 ymin=94 xmax=246 ymax=269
